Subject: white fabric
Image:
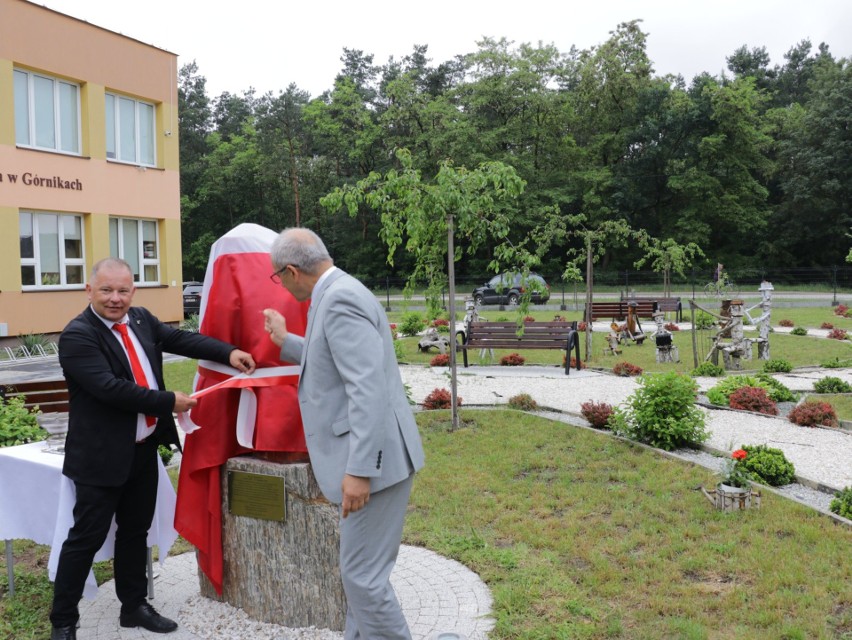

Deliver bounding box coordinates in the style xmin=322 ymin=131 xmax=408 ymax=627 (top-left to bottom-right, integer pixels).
xmin=0 ymin=441 xmax=178 ymax=600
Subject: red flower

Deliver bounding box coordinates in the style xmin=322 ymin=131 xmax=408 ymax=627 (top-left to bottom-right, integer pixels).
xmin=732 ymin=449 xmax=747 ymax=460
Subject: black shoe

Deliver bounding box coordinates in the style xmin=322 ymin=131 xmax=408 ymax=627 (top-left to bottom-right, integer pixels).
xmin=50 ymin=626 xmax=76 ymax=640
xmin=119 ymin=602 xmax=178 ymax=633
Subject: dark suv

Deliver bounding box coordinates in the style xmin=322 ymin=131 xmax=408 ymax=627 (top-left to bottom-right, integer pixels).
xmin=182 ymin=282 xmax=203 ymax=317
xmin=472 ymin=273 xmax=550 ymax=306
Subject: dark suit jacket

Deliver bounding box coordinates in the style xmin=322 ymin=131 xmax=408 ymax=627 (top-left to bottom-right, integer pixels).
xmin=59 ymin=306 xmax=236 ymax=486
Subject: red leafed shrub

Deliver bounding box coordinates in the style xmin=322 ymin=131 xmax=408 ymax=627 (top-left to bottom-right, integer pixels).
xmin=577 ymin=321 xmax=588 ymax=331
xmin=580 ymin=401 xmax=615 ymax=429
xmin=788 ymin=401 xmax=838 ymax=428
xmin=500 ymin=352 xmax=526 ymax=366
xmin=429 ymin=354 xmax=449 ymax=367
xmin=432 ymin=318 xmax=449 ymax=327
xmin=778 ymin=319 xmax=794 ymax=327
xmin=422 ymin=388 xmax=462 ymax=410
xmin=821 ymin=322 xmax=835 ymax=330
xmin=835 ymin=304 xmax=849 ymax=316
xmin=563 ymin=354 xmax=587 ymax=369
xmin=828 ymin=328 xmax=848 ymax=340
xmin=553 ymin=315 xmax=567 ymax=322
xmin=728 ymin=386 xmax=778 ymax=415
xmin=523 ymin=315 xmax=536 ymax=323
xmin=613 ymin=361 xmax=643 ymax=376
xmin=664 ymin=322 xmax=680 ymax=331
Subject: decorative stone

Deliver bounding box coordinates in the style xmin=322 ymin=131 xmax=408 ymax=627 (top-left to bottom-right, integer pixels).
xmin=198 ymin=456 xmax=346 ymax=631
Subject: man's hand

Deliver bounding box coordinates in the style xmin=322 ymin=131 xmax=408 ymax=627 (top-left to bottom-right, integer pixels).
xmin=341 ymin=474 xmax=371 ymax=518
xmin=229 ymin=349 xmax=256 ymax=374
xmin=173 ymin=391 xmax=197 ymax=412
xmin=262 ymin=309 xmax=288 ymax=347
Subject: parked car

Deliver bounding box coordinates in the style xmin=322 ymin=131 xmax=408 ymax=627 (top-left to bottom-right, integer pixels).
xmin=182 ymin=282 xmax=203 ymax=317
xmin=472 ymin=273 xmax=550 ymax=306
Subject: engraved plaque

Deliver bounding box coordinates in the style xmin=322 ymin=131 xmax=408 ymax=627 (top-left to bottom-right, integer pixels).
xmin=227 ymin=471 xmax=286 ymax=522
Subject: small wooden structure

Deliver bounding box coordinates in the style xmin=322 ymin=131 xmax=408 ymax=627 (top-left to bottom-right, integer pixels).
xmin=702 ymin=484 xmax=761 ymax=512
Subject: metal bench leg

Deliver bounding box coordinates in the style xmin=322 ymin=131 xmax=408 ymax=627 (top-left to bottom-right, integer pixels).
xmin=147 ymin=547 xmax=155 ymax=599
xmin=5 ymin=539 xmax=14 ymax=597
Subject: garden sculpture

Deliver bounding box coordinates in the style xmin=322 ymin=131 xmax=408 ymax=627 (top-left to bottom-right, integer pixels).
xmin=650 ymin=311 xmax=679 ymax=363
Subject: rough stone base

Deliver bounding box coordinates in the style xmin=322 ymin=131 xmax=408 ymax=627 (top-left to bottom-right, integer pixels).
xmin=198 ymin=456 xmax=346 ymax=631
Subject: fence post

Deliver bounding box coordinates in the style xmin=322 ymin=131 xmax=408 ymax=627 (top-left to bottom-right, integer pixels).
xmin=832 ymin=265 xmax=838 ymax=307
xmin=385 ymin=277 xmax=391 ymax=312
xmin=560 ymin=281 xmax=566 ymax=311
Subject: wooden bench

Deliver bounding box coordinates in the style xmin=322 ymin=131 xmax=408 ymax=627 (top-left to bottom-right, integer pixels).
xmin=457 ymin=321 xmax=581 ymax=374
xmin=0 ymin=379 xmax=69 ymax=413
xmin=584 ymin=300 xmax=658 ymax=322
xmin=621 ymin=296 xmax=683 ymax=322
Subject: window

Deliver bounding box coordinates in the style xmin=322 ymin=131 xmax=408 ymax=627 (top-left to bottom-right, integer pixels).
xmin=109 ymin=218 xmax=160 ymax=284
xmin=14 ymin=69 xmax=81 ymax=154
xmin=105 ymin=93 xmax=156 ymax=166
xmin=20 ymin=212 xmax=85 ymax=288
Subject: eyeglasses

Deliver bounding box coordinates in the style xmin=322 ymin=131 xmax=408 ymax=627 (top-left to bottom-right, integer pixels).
xmin=270 ymin=264 xmax=299 ymax=285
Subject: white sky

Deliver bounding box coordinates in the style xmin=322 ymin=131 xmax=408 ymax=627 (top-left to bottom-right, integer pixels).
xmin=45 ymin=0 xmax=852 ymax=99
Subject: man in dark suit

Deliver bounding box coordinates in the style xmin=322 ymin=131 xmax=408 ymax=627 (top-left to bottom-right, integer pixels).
xmin=49 ymin=258 xmax=255 ymax=640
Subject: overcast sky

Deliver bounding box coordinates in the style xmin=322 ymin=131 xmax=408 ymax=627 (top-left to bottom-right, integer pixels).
xmin=45 ymin=0 xmax=851 ymax=99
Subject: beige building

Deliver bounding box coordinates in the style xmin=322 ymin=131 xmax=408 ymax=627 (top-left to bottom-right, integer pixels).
xmin=0 ymin=0 xmax=183 ymax=339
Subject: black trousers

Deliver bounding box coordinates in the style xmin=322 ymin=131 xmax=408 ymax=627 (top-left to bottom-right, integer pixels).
xmin=50 ymin=439 xmax=159 ymax=627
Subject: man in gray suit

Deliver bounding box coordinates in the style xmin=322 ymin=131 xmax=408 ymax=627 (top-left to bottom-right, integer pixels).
xmin=262 ymin=227 xmax=424 ymax=639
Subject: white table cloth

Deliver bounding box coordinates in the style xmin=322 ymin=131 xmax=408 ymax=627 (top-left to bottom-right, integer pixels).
xmin=0 ymin=441 xmax=178 ymax=599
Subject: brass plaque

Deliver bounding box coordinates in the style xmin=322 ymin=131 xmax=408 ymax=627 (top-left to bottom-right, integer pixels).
xmin=227 ymin=471 xmax=286 ymax=522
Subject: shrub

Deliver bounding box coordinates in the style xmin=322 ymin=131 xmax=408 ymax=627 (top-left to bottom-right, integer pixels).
xmin=827 ymin=328 xmax=848 ymax=340
xmin=762 ymin=358 xmax=793 ymax=373
xmin=813 ymin=376 xmax=852 ymax=394
xmin=180 ymin=314 xmax=200 ymax=332
xmin=829 ymin=486 xmax=852 ymax=519
xmin=393 ymin=339 xmax=405 ymax=362
xmin=664 ymin=322 xmax=680 ymax=331
xmin=739 ymin=444 xmax=796 ymax=486
xmin=580 ymin=401 xmax=614 ymax=429
xmin=694 ymin=312 xmax=715 ymax=330
xmin=432 ymin=318 xmax=450 ymax=333
xmin=788 ymin=400 xmax=838 ymax=428
xmin=821 ymin=356 xmax=852 ymax=368
xmin=577 ymin=321 xmax=588 ymax=331
xmin=691 ymin=362 xmax=725 ymax=377
xmin=429 ymin=354 xmax=450 ymax=367
xmin=158 ymin=445 xmax=175 ymax=466
xmin=613 ymin=361 xmax=643 ymax=377
xmin=562 ymin=354 xmax=587 ymax=369
xmin=422 ymin=388 xmax=462 ymax=410
xmin=820 ymin=321 xmax=835 ymax=330
xmin=610 ymin=372 xmax=708 ymax=451
xmin=728 ymin=386 xmax=778 ymax=415
xmin=508 ymin=393 xmax=538 ymax=411
xmin=500 ymin=352 xmax=525 ymax=366
xmin=706 ymin=374 xmax=795 ymax=405
xmin=523 ymin=315 xmax=536 ymax=323
xmin=835 ymin=304 xmax=849 ymax=316
xmin=0 ymin=396 xmax=45 ymax=447
xmin=778 ymin=319 xmax=794 ymax=327
xmin=790 ymin=326 xmax=808 ymax=336
xmin=400 ymin=312 xmax=426 ymax=337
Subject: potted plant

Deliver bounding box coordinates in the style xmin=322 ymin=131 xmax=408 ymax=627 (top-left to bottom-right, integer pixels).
xmin=703 ymin=449 xmax=760 ymax=511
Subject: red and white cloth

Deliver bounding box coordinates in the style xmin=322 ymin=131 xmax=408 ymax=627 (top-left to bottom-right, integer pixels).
xmin=174 ymin=223 xmax=309 ymax=594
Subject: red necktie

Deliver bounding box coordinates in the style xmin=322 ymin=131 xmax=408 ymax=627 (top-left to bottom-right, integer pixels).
xmin=113 ymin=323 xmax=157 ymax=427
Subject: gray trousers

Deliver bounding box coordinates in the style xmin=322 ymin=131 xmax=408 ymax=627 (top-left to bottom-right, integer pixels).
xmin=340 ymin=474 xmax=413 ymax=640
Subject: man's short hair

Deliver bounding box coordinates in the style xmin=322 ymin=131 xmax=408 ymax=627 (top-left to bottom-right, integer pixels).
xmin=90 ymin=257 xmax=133 ymax=280
xmin=271 ymin=228 xmax=333 ymax=275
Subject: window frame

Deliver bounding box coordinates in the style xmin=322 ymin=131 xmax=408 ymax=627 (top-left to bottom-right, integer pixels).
xmin=20 ymin=211 xmax=86 ymax=290
xmin=14 ymin=68 xmax=82 ymax=155
xmin=105 ymin=92 xmax=157 ymax=167
xmin=108 ymin=217 xmax=161 ymax=285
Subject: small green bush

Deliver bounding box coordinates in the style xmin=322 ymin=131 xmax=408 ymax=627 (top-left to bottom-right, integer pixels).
xmin=691 ymin=362 xmax=725 ymax=377
xmin=399 ymin=312 xmax=426 ymax=337
xmin=0 ymin=396 xmax=45 ymax=447
xmin=694 ymin=312 xmax=715 ymax=330
xmin=812 ymin=376 xmax=852 ymax=394
xmin=508 ymin=393 xmax=538 ymax=411
xmin=821 ymin=356 xmax=852 ymax=369
xmin=739 ymin=444 xmax=796 ymax=486
xmin=829 ymin=486 xmax=852 ymax=519
xmin=180 ymin=314 xmax=200 ymax=332
xmin=158 ymin=445 xmax=175 ymax=466
xmin=611 ymin=372 xmax=708 ymax=451
xmin=790 ymin=326 xmax=808 ymax=336
xmin=762 ymin=358 xmax=792 ymax=374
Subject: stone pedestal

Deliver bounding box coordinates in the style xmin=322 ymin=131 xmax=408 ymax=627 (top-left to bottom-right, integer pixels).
xmin=198 ymin=456 xmax=346 ymax=631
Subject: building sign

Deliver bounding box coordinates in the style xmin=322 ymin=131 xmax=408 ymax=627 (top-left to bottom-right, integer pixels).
xmin=1 ymin=172 xmax=83 ymax=190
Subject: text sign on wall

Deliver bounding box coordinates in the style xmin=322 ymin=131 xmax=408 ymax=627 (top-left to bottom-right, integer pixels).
xmin=1 ymin=171 xmax=83 ymax=190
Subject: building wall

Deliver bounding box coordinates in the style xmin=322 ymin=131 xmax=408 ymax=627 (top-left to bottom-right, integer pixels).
xmin=0 ymin=0 xmax=183 ymax=337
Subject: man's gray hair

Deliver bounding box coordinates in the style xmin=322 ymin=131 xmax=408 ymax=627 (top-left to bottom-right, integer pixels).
xmin=91 ymin=257 xmax=133 ymax=280
xmin=271 ymin=228 xmax=333 ymax=275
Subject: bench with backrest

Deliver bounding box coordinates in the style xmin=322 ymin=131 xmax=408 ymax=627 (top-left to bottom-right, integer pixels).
xmin=584 ymin=300 xmax=658 ymax=323
xmin=620 ymin=295 xmax=682 ymax=322
xmin=0 ymin=379 xmax=69 ymax=413
xmin=457 ymin=321 xmax=581 ymax=374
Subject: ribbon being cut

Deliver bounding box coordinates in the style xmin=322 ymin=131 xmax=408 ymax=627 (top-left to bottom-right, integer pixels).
xmin=174 ymin=223 xmax=309 ymax=594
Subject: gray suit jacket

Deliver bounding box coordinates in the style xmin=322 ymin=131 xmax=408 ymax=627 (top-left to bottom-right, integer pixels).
xmin=280 ymin=269 xmax=425 ymax=503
